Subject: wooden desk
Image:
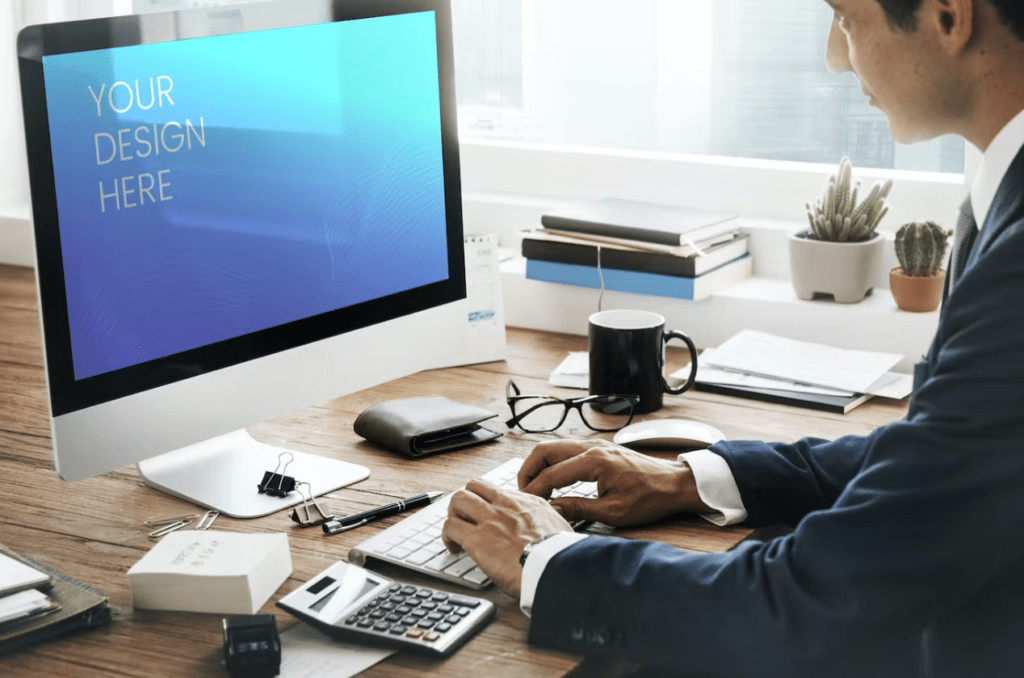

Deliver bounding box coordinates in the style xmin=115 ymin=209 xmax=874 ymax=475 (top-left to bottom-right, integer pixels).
xmin=0 ymin=263 xmax=908 ymax=677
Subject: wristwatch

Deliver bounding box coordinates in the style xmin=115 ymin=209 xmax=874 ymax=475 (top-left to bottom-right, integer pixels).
xmin=519 ymin=533 xmax=560 ymax=567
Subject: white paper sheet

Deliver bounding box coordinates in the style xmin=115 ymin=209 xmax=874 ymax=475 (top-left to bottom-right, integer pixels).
xmin=704 ymin=330 xmax=903 ymax=394
xmin=549 ymin=352 xmax=589 ymax=389
xmin=278 ymin=622 xmax=397 ymax=678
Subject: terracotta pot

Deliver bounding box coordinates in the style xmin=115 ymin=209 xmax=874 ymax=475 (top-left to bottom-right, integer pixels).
xmin=788 ymin=231 xmax=885 ymax=303
xmin=889 ymin=267 xmax=945 ymax=312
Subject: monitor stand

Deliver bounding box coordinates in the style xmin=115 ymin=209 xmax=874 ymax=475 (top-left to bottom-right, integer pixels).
xmin=136 ymin=429 xmax=370 ymax=518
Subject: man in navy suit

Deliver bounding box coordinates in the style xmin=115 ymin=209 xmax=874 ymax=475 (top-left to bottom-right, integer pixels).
xmin=441 ymin=1 xmax=1024 ymax=675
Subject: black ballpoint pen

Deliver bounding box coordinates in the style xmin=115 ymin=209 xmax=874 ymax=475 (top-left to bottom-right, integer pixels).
xmin=322 ymin=491 xmax=446 ymax=535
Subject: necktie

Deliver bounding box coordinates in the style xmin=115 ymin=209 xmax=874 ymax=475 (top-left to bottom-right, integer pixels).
xmin=948 ymin=196 xmax=978 ymax=291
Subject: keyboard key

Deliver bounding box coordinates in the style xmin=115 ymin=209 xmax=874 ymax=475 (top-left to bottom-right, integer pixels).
xmin=425 ymin=551 xmax=467 ymax=572
xmin=443 ymin=558 xmax=479 ymax=578
xmin=463 ymin=568 xmax=490 ymax=585
xmin=406 ymin=549 xmax=438 ymax=566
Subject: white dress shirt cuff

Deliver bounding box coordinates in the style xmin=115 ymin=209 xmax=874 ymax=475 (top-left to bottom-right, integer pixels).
xmin=519 ymin=532 xmax=589 ymax=617
xmin=679 ymin=449 xmax=747 ymax=526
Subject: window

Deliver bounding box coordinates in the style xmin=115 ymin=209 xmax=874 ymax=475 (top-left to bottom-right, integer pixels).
xmin=453 ymin=0 xmax=964 ymax=174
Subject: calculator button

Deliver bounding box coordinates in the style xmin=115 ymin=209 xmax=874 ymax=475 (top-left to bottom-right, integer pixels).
xmin=369 ymin=610 xmax=385 ymax=619
xmin=438 ymin=604 xmax=454 ymax=613
xmin=435 ymin=623 xmax=452 ymax=633
xmin=379 ymin=602 xmax=396 ymax=611
xmin=401 ymin=585 xmax=417 ymax=595
xmin=385 ymin=613 xmax=402 ymax=623
xmin=344 ymin=616 xmax=359 ymax=625
xmin=406 ymin=628 xmax=424 ymax=638
xmin=445 ymin=615 xmax=462 ymax=625
xmin=409 ymin=609 xmax=427 ymax=618
xmin=448 ymin=595 xmax=481 ymax=608
xmin=414 ymin=589 xmax=432 ymax=598
xmin=396 ymin=605 xmax=413 ymax=615
xmin=453 ymin=607 xmax=470 ymax=616
xmin=423 ymin=631 xmax=441 ymax=642
xmin=357 ymin=619 xmax=374 ymax=628
xmin=431 ymin=592 xmax=449 ymax=602
xmin=390 ymin=595 xmax=407 ymax=604
xmin=419 ymin=601 xmax=437 ymax=610
xmin=374 ymin=622 xmax=391 ymax=632
xmin=389 ymin=625 xmax=408 ymax=635
xmin=388 ymin=583 xmax=402 ymax=592
xmin=417 ymin=619 xmax=436 ymax=629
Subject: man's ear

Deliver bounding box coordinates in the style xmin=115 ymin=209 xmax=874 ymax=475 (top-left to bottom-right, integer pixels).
xmin=930 ymin=0 xmax=975 ymax=54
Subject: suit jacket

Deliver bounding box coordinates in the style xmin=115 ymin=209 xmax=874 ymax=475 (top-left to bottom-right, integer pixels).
xmin=528 ymin=145 xmax=1024 ymax=677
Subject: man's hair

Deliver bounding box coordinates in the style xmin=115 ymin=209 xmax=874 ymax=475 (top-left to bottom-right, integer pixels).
xmin=875 ymin=0 xmax=1024 ymax=41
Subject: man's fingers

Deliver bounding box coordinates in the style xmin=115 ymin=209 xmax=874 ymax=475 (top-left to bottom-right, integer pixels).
xmin=550 ymin=495 xmax=607 ymax=523
xmin=518 ymin=440 xmax=590 ymax=490
xmin=440 ymin=513 xmax=467 ymax=553
xmin=521 ymin=452 xmax=602 ymax=497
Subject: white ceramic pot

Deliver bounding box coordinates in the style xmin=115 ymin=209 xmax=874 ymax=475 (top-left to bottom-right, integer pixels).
xmin=788 ymin=231 xmax=885 ymax=303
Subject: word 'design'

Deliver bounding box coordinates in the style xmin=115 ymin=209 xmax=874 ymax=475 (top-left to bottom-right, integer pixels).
xmin=87 ymin=76 xmax=208 ymax=213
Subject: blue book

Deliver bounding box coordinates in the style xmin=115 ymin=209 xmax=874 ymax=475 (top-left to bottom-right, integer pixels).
xmin=525 ymin=254 xmax=752 ymax=301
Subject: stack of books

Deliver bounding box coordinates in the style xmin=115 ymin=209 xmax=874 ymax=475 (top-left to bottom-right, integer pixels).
xmin=521 ymin=200 xmax=753 ymax=301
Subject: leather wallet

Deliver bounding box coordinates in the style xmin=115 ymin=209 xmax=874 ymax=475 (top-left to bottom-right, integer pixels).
xmin=353 ymin=396 xmax=502 ymax=457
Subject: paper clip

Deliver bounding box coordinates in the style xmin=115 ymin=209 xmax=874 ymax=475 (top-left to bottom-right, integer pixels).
xmin=258 ymin=452 xmax=297 ymax=497
xmin=145 ymin=514 xmax=196 ymax=540
xmin=289 ymin=482 xmax=334 ymax=528
xmin=196 ymin=510 xmax=219 ymax=530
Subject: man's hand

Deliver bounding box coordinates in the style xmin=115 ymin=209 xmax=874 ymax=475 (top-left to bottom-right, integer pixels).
xmin=441 ymin=480 xmax=573 ymax=599
xmin=518 ymin=439 xmax=712 ymax=526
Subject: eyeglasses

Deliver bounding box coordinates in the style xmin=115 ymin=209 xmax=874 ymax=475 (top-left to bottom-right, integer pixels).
xmin=505 ymin=380 xmax=639 ymax=433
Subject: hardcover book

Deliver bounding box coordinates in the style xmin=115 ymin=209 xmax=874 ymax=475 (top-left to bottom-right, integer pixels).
xmin=540 ymin=200 xmax=739 ymax=247
xmin=525 ymin=254 xmax=753 ymax=301
xmin=522 ymin=232 xmax=749 ymax=278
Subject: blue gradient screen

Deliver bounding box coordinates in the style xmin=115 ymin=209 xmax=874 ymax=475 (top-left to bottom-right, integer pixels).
xmin=41 ymin=11 xmax=449 ymax=381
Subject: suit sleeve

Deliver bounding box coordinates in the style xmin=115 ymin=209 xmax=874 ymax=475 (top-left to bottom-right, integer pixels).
xmin=527 ymin=221 xmax=1024 ymax=676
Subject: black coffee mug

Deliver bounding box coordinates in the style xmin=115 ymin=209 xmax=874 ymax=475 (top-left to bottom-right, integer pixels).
xmin=588 ymin=310 xmax=698 ymax=414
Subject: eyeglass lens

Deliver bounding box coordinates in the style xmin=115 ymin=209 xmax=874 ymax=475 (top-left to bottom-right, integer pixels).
xmin=513 ymin=395 xmax=635 ymax=432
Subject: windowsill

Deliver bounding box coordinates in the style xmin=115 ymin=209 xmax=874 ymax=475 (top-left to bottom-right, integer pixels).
xmin=501 ymin=258 xmax=938 ymax=374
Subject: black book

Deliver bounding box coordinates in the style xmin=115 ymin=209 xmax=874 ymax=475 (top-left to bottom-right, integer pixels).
xmin=522 ymin=232 xmax=749 ymax=278
xmin=540 ymin=200 xmax=739 ymax=246
xmin=694 ymin=382 xmax=872 ymax=414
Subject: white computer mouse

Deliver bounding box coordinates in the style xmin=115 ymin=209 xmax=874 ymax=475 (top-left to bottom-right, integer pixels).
xmin=612 ymin=419 xmax=725 ymax=450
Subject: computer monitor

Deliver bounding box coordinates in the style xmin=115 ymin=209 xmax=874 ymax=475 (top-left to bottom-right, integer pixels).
xmin=17 ymin=0 xmax=467 ymax=517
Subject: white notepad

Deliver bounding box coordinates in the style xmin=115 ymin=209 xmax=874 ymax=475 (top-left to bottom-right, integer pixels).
xmin=0 ymin=551 xmax=51 ymax=597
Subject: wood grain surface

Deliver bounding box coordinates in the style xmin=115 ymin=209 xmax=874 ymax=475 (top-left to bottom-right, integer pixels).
xmin=0 ymin=263 xmax=909 ymax=677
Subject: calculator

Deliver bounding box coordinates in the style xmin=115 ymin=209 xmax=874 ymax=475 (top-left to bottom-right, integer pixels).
xmin=276 ymin=560 xmax=496 ymax=656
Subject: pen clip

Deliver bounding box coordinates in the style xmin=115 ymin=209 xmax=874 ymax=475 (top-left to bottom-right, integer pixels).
xmin=326 ymin=518 xmax=368 ymax=534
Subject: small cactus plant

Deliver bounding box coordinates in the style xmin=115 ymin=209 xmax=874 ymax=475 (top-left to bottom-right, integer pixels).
xmin=805 ymin=157 xmax=893 ymax=242
xmin=894 ymin=221 xmax=952 ymax=277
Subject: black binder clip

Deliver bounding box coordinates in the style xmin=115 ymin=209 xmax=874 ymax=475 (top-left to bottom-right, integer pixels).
xmin=258 ymin=452 xmax=297 ymax=498
xmin=289 ymin=482 xmax=334 ymax=528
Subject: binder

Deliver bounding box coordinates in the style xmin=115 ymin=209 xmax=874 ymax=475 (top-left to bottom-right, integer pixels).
xmin=0 ymin=543 xmax=111 ymax=655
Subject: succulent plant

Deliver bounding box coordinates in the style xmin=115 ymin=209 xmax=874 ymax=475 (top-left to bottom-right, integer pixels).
xmin=895 ymin=220 xmax=952 ymax=276
xmin=805 ymin=156 xmax=893 ymax=242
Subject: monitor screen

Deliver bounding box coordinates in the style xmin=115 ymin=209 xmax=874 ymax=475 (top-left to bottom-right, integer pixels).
xmin=18 ymin=0 xmax=469 ymax=514
xmin=42 ymin=11 xmax=451 ymax=383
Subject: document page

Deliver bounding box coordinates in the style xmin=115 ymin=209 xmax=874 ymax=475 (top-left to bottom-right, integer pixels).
xmin=705 ymin=330 xmax=903 ymax=394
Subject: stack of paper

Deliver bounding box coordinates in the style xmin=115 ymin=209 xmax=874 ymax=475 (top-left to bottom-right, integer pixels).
xmin=0 ymin=551 xmax=53 ymax=628
xmin=675 ymin=330 xmax=914 ymax=414
xmin=128 ymin=530 xmax=292 ymax=614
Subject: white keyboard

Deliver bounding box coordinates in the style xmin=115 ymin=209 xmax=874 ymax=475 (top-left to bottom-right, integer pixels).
xmin=348 ymin=457 xmax=598 ymax=590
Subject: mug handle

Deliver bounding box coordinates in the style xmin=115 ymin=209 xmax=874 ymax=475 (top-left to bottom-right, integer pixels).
xmin=662 ymin=330 xmax=698 ymax=395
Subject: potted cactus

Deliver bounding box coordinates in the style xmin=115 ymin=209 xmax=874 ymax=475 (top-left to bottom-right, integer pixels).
xmin=890 ymin=220 xmax=952 ymax=312
xmin=789 ymin=157 xmax=893 ymax=303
